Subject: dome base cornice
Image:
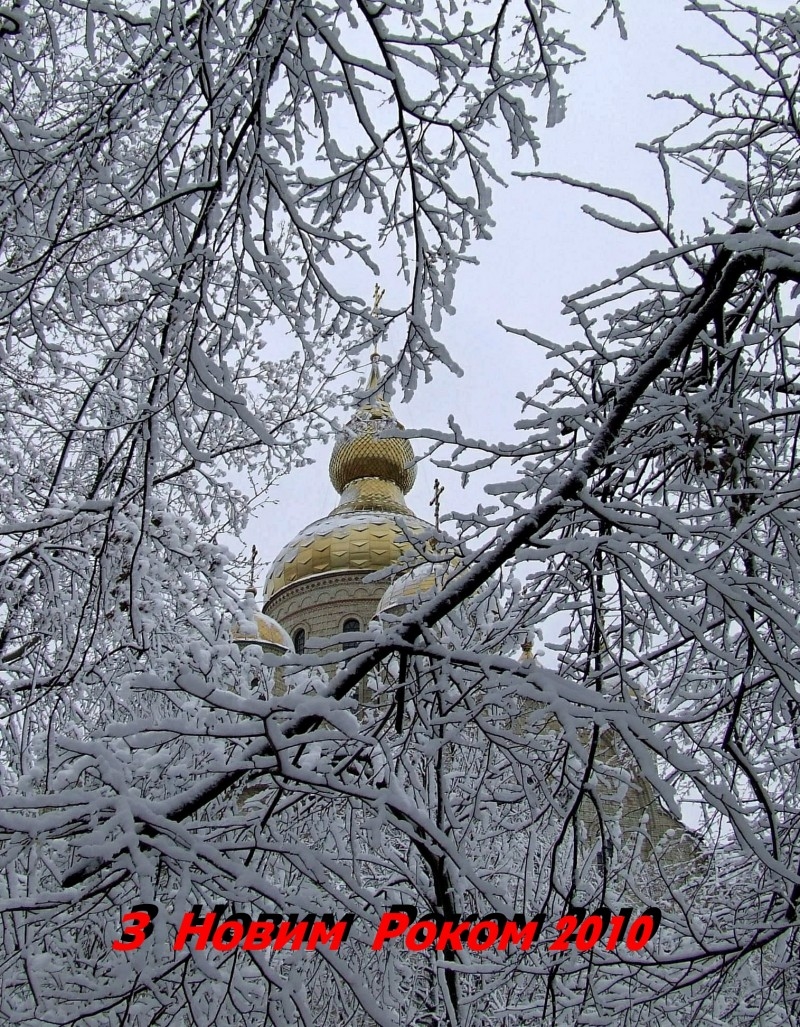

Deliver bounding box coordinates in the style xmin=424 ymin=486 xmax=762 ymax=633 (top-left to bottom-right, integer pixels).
xmin=331 ymin=477 xmax=414 ymax=516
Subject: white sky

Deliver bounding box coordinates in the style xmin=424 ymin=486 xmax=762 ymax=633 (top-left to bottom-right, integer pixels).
xmin=244 ymin=1 xmax=780 ymax=598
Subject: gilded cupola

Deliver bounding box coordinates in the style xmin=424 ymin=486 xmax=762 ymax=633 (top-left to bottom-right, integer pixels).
xmin=231 ymin=587 xmax=293 ymax=653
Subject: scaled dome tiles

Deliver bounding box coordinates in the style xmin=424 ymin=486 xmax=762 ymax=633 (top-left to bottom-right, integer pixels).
xmin=329 ymin=420 xmax=415 ymax=495
xmin=263 ymin=512 xmax=430 ymax=602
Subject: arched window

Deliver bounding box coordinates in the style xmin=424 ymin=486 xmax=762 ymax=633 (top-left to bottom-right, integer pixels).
xmin=342 ymin=617 xmax=360 ymax=650
xmin=292 ymin=628 xmax=305 ymax=655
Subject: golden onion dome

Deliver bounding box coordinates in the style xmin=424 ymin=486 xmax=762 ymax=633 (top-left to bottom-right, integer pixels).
xmin=329 ymin=422 xmax=415 ymax=495
xmin=263 ymin=354 xmax=430 ymax=605
xmin=329 ymin=354 xmax=416 ymax=496
xmin=231 ymin=588 xmax=293 ymax=652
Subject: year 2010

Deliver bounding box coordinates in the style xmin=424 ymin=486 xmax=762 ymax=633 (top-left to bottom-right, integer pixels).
xmin=549 ymin=907 xmax=661 ymax=952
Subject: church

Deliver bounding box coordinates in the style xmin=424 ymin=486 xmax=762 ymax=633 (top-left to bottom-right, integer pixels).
xmin=230 ymin=351 xmax=696 ymax=884
xmin=232 ymin=350 xmax=441 ymax=662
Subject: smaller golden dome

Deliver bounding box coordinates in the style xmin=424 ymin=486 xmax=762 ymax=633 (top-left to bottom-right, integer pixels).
xmin=377 ymin=564 xmax=438 ymax=617
xmin=231 ymin=589 xmax=293 ymax=652
xmin=377 ymin=551 xmax=459 ymax=617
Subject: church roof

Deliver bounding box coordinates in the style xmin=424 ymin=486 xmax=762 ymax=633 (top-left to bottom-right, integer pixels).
xmin=263 ymin=512 xmax=430 ymax=602
xmin=262 ymin=354 xmax=432 ymax=606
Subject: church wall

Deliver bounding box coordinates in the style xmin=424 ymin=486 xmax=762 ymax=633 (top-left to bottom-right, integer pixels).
xmin=264 ymin=571 xmax=387 ymax=653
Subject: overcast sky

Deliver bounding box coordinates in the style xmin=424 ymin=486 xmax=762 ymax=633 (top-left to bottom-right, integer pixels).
xmin=245 ymin=1 xmax=782 ymax=608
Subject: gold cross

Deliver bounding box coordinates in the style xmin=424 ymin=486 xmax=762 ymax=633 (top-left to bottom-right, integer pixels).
xmin=248 ymin=544 xmax=258 ymax=592
xmin=371 ymin=284 xmax=385 ymax=316
xmin=429 ymin=478 xmax=444 ymax=530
